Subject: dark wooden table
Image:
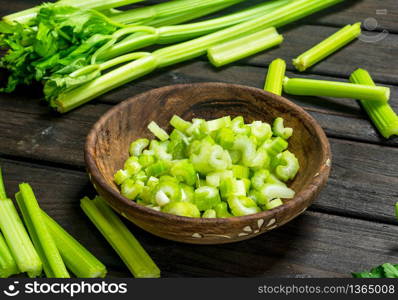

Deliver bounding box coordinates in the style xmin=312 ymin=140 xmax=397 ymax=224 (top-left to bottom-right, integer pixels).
xmin=0 ymin=0 xmax=397 ymax=278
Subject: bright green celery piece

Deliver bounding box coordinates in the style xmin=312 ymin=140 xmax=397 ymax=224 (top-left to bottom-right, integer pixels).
xmin=273 ymin=117 xmax=292 ymax=140
xmin=80 ymin=196 xmax=160 ymax=278
xmin=194 ymin=186 xmax=221 ymax=211
xmin=264 ymin=58 xmax=286 ymax=96
xmin=283 ymin=77 xmax=390 ymax=103
xmin=55 ymin=0 xmax=344 ymax=112
xmin=101 ymin=0 xmax=292 ymax=60
xmin=350 ymin=69 xmax=398 ymax=139
xmin=228 ymin=196 xmax=260 ymax=216
xmin=3 ymin=0 xmax=145 ymax=25
xmin=0 ymin=169 xmax=42 ymax=277
xmin=293 ymin=23 xmax=362 ymax=72
xmin=208 ymin=27 xmax=283 ymax=67
xmin=110 ymin=0 xmax=244 ymax=25
xmin=170 ymin=115 xmax=191 ymax=133
xmin=163 ymin=202 xmax=200 ymax=218
xmin=148 ymin=121 xmax=169 ymax=141
xmin=0 ymin=232 xmax=19 ymax=278
xmin=16 ymin=183 xmax=69 ymax=278
xmin=42 ymin=211 xmax=107 ymax=278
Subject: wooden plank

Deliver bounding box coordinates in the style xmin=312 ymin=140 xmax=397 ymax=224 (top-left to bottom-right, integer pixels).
xmin=1 ymin=157 xmax=397 ymax=277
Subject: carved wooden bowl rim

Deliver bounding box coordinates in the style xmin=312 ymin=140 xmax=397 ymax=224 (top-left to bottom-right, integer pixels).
xmin=85 ymin=83 xmax=331 ymax=227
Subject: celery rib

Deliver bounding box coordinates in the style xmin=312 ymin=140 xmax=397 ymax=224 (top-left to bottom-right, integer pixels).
xmin=16 ymin=183 xmax=69 ymax=278
xmin=81 ymin=196 xmax=160 ymax=278
xmin=0 ymin=232 xmax=19 ymax=278
xmin=42 ymin=211 xmax=107 ymax=278
xmin=264 ymin=58 xmax=287 ymax=96
xmin=208 ymin=27 xmax=283 ymax=67
xmin=293 ymin=22 xmax=362 ymax=72
xmin=349 ymin=69 xmax=398 ymax=139
xmin=283 ymin=77 xmax=390 ymax=103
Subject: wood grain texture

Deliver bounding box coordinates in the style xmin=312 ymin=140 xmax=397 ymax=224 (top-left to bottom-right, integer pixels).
xmin=0 ymin=0 xmax=397 ymax=277
xmin=1 ymin=157 xmax=398 ymax=278
xmin=85 ymin=83 xmax=331 ymax=244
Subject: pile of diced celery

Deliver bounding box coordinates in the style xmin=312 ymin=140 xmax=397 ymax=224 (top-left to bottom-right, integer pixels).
xmin=114 ymin=115 xmax=299 ymax=218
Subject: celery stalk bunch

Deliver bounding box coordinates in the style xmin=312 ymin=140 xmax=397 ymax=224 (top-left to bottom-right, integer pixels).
xmin=113 ymin=115 xmax=300 ymax=218
xmin=0 ymin=0 xmax=244 ymax=95
xmin=0 ymin=0 xmax=343 ymax=113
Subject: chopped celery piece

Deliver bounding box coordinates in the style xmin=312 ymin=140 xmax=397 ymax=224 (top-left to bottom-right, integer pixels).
xmin=123 ymin=156 xmax=142 ymax=175
xmin=0 ymin=232 xmax=19 ymax=278
xmin=202 ymin=209 xmax=217 ymax=218
xmin=129 ymin=138 xmax=149 ymax=157
xmin=250 ymin=121 xmax=272 ymax=143
xmin=181 ymin=184 xmax=195 ymax=203
xmin=232 ymin=135 xmax=256 ymax=166
xmin=273 ymin=117 xmax=293 ymax=140
xmin=260 ymin=137 xmax=288 ymax=157
xmin=232 ymin=165 xmax=249 ymax=179
xmin=146 ymin=161 xmax=170 ymax=177
xmin=214 ymin=202 xmax=232 ymax=218
xmin=293 ymin=23 xmax=362 ymax=72
xmin=121 ymin=179 xmax=144 ymax=200
xmin=81 ymin=196 xmax=160 ymax=278
xmin=170 ymin=160 xmax=196 ymax=186
xmin=208 ymin=27 xmax=283 ymax=67
xmin=265 ymin=198 xmax=284 ymax=210
xmin=275 ymin=151 xmax=300 ymax=181
xmin=350 ymin=69 xmax=398 ymax=139
xmin=138 ymin=152 xmax=156 ymax=167
xmin=207 ymin=116 xmax=231 ymax=132
xmin=251 ymin=169 xmax=270 ymax=191
xmin=206 ymin=171 xmax=233 ymax=187
xmin=231 ymin=116 xmax=250 ymax=135
xmin=150 ymin=140 xmax=173 ymax=161
xmin=194 ymin=186 xmax=221 ymax=211
xmin=16 ymin=183 xmax=69 ymax=278
xmin=42 ymin=211 xmax=107 ymax=278
xmin=153 ymin=179 xmax=182 ymax=206
xmin=162 ymin=202 xmax=200 ymax=218
xmin=259 ymin=183 xmax=295 ymax=204
xmin=283 ymin=77 xmax=390 ymax=103
xmin=228 ymin=196 xmax=260 ymax=217
xmin=264 ymin=58 xmax=286 ymax=96
xmin=216 ymin=127 xmax=235 ymax=149
xmin=148 ymin=121 xmax=169 ymax=141
xmin=114 ymin=169 xmax=131 ymax=185
xmin=170 ymin=115 xmax=191 ymax=133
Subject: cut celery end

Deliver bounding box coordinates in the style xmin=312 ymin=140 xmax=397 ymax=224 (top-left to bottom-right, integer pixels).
xmin=81 ymin=196 xmax=160 ymax=278
xmin=0 ymin=232 xmax=19 ymax=278
xmin=148 ymin=121 xmax=170 ymax=141
xmin=264 ymin=58 xmax=286 ymax=96
xmin=293 ymin=23 xmax=362 ymax=72
xmin=0 ymin=167 xmax=6 ymax=199
xmin=16 ymin=184 xmax=69 ymax=278
xmin=42 ymin=211 xmax=107 ymax=278
xmin=349 ymin=69 xmax=398 ymax=139
xmin=208 ymin=27 xmax=283 ymax=67
xmin=0 ymin=198 xmax=42 ymax=277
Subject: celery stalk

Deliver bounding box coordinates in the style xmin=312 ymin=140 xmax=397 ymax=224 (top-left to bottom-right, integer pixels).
xmin=56 ymin=0 xmax=343 ymax=112
xmin=264 ymin=58 xmax=286 ymax=96
xmin=283 ymin=77 xmax=390 ymax=102
xmin=395 ymin=202 xmax=398 ymax=220
xmin=0 ymin=232 xmax=19 ymax=278
xmin=81 ymin=196 xmax=160 ymax=278
xmin=0 ymin=169 xmax=42 ymax=277
xmin=110 ymin=0 xmax=244 ymax=25
xmin=3 ymin=0 xmax=145 ymax=24
xmin=42 ymin=211 xmax=107 ymax=278
xmin=100 ymin=0 xmax=292 ymax=60
xmin=350 ymin=69 xmax=398 ymax=139
xmin=293 ymin=22 xmax=362 ymax=72
xmin=208 ymin=27 xmax=283 ymax=67
xmin=16 ymin=183 xmax=69 ymax=278
xmin=0 ymin=198 xmax=42 ymax=277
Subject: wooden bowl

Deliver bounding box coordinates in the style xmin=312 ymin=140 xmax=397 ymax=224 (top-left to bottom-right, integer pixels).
xmin=85 ymin=83 xmax=331 ymax=244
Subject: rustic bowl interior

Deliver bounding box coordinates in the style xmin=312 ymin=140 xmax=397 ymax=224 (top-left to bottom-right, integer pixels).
xmin=86 ymin=83 xmax=331 ymax=244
